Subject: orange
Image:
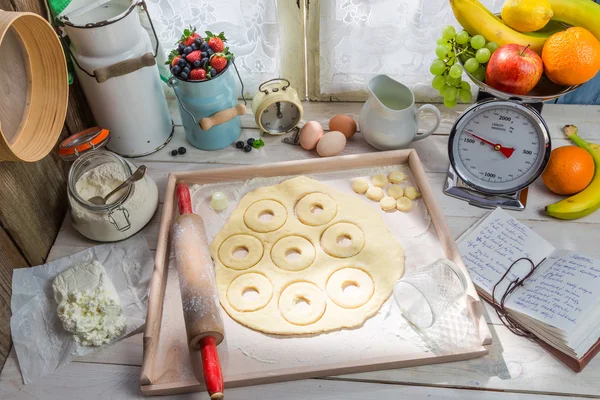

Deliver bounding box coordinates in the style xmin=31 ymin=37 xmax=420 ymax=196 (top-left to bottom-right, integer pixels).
xmin=542 ymin=146 xmax=595 ymax=195
xmin=542 ymin=27 xmax=600 ymax=86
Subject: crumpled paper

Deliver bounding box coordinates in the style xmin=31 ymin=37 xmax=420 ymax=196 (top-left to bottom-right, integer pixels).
xmin=10 ymin=234 xmax=154 ymax=384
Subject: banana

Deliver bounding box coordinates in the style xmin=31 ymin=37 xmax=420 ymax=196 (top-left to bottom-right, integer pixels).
xmin=548 ymin=0 xmax=600 ymax=42
xmin=545 ymin=125 xmax=600 ymax=220
xmin=450 ymin=0 xmax=547 ymax=54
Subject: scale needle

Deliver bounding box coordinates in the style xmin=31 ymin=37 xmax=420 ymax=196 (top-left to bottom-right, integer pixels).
xmin=465 ymin=130 xmax=515 ymax=158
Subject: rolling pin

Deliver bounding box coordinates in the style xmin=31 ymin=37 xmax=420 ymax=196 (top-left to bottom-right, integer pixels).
xmin=172 ymin=183 xmax=225 ymax=400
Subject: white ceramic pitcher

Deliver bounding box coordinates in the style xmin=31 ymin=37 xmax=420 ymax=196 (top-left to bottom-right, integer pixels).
xmin=359 ymin=75 xmax=442 ymax=151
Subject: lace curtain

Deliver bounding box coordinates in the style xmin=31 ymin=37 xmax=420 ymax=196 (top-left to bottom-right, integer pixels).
xmin=318 ymin=0 xmax=504 ymax=101
xmin=145 ymin=0 xmax=281 ymax=95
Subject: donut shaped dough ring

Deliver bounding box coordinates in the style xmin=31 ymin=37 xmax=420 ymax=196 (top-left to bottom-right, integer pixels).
xmin=295 ymin=193 xmax=337 ymax=226
xmin=218 ymin=234 xmax=264 ymax=270
xmin=227 ymin=273 xmax=273 ymax=312
xmin=271 ymin=236 xmax=316 ymax=272
xmin=279 ymin=282 xmax=327 ymax=326
xmin=326 ymin=268 xmax=374 ymax=309
xmin=321 ymin=222 xmax=365 ymax=258
xmin=244 ymin=199 xmax=287 ymax=233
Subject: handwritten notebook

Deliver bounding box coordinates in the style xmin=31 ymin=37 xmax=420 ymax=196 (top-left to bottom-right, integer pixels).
xmin=458 ymin=207 xmax=600 ymax=372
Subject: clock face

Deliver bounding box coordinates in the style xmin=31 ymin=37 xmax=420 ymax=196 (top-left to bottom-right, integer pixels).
xmin=260 ymin=101 xmax=301 ymax=133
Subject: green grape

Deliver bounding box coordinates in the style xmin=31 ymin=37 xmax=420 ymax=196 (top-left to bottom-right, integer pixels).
xmin=464 ymin=58 xmax=480 ymax=73
xmin=476 ymin=48 xmax=491 ymax=64
xmin=485 ymin=41 xmax=499 ymax=53
xmin=459 ymin=89 xmax=472 ymax=103
xmin=435 ymin=44 xmax=451 ymax=59
xmin=447 ymin=76 xmax=461 ymax=87
xmin=471 ymin=35 xmax=486 ymax=50
xmin=444 ymin=97 xmax=458 ymax=108
xmin=442 ymin=25 xmax=456 ymax=40
xmin=459 ymin=53 xmax=470 ymax=64
xmin=461 ymin=81 xmax=471 ymax=91
xmin=436 ymin=37 xmax=448 ymax=45
xmin=455 ymin=30 xmax=470 ymax=45
xmin=431 ymin=75 xmax=446 ymax=90
xmin=472 ymin=66 xmax=486 ymax=82
xmin=430 ymin=59 xmax=447 ymax=75
xmin=449 ymin=64 xmax=463 ymax=79
xmin=444 ymin=86 xmax=458 ymax=100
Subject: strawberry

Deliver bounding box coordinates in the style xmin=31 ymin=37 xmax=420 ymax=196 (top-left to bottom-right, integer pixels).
xmin=206 ymin=31 xmax=226 ymax=53
xmin=171 ymin=55 xmax=181 ymax=67
xmin=180 ymin=26 xmax=200 ymax=46
xmin=210 ymin=53 xmax=229 ymax=72
xmin=186 ymin=50 xmax=202 ymax=63
xmin=190 ymin=68 xmax=207 ymax=81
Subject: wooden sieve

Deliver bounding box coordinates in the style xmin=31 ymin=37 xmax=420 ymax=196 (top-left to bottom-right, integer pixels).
xmin=0 ymin=11 xmax=68 ymax=162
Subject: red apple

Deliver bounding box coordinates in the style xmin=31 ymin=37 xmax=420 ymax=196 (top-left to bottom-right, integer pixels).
xmin=485 ymin=44 xmax=543 ymax=95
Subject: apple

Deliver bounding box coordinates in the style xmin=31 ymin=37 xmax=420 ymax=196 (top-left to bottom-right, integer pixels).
xmin=485 ymin=44 xmax=543 ymax=95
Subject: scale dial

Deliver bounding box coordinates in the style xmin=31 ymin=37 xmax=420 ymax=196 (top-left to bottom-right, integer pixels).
xmin=259 ymin=101 xmax=301 ymax=134
xmin=449 ymin=100 xmax=551 ymax=194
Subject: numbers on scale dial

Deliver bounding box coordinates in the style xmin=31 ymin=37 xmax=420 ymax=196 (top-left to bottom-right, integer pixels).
xmin=261 ymin=102 xmax=300 ymax=133
xmin=456 ymin=107 xmax=540 ymax=185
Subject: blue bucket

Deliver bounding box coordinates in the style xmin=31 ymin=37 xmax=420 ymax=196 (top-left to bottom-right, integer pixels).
xmin=168 ymin=63 xmax=244 ymax=150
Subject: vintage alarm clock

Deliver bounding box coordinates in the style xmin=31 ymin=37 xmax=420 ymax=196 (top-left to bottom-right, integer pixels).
xmin=252 ymin=78 xmax=303 ymax=135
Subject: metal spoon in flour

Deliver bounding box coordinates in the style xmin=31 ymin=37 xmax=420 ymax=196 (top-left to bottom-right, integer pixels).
xmin=88 ymin=165 xmax=147 ymax=205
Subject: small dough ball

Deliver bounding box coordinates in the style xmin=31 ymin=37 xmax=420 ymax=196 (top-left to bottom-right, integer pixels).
xmin=380 ymin=196 xmax=396 ymax=211
xmin=404 ymin=186 xmax=421 ymax=200
xmin=352 ymin=178 xmax=369 ymax=194
xmin=388 ymin=171 xmax=406 ymax=184
xmin=366 ymin=186 xmax=384 ymax=201
xmin=396 ymin=197 xmax=413 ymax=212
xmin=372 ymin=174 xmax=388 ymax=187
xmin=329 ymin=115 xmax=357 ymax=139
xmin=299 ymin=121 xmax=324 ymax=150
xmin=387 ymin=185 xmax=404 ymax=199
xmin=316 ymin=131 xmax=346 ymax=157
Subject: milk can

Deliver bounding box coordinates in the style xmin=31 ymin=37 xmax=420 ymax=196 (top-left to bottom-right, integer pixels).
xmin=57 ymin=0 xmax=173 ymax=157
xmin=168 ymin=62 xmax=246 ymax=150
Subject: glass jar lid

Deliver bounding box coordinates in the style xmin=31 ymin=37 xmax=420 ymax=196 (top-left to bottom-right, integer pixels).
xmin=59 ymin=127 xmax=110 ymax=160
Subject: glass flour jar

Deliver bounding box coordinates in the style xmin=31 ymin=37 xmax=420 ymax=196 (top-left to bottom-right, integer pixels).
xmin=60 ymin=128 xmax=159 ymax=242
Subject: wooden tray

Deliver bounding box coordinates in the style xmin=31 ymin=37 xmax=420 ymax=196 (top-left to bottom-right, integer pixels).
xmin=141 ymin=149 xmax=491 ymax=395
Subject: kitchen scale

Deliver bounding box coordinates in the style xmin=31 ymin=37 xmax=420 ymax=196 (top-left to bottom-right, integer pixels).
xmin=444 ymin=74 xmax=581 ymax=210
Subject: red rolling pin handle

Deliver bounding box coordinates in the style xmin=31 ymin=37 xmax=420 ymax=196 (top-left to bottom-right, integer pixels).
xmin=201 ymin=336 xmax=224 ymax=400
xmin=176 ymin=183 xmax=193 ymax=215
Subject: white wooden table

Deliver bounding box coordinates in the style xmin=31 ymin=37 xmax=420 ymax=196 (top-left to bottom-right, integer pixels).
xmin=2 ymin=102 xmax=600 ymax=399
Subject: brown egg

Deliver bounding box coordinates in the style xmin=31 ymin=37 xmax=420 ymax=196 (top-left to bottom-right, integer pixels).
xmin=317 ymin=131 xmax=346 ymax=157
xmin=299 ymin=121 xmax=324 ymax=150
xmin=329 ymin=115 xmax=357 ymax=139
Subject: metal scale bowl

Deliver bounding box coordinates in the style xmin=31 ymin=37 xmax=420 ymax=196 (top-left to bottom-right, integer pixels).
xmin=443 ymin=63 xmax=582 ymax=211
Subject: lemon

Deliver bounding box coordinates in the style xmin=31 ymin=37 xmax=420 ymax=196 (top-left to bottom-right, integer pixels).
xmin=501 ymin=0 xmax=554 ymax=33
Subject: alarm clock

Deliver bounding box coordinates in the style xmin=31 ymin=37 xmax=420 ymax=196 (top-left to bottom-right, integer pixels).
xmin=252 ymin=78 xmax=303 ymax=135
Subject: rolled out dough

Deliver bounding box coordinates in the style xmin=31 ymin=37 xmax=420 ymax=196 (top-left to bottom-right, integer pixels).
xmin=210 ymin=176 xmax=405 ymax=335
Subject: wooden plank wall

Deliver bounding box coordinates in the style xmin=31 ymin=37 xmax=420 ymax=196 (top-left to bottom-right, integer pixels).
xmin=0 ymin=0 xmax=94 ymax=370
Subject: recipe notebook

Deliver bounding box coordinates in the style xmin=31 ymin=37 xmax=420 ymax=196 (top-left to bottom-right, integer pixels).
xmin=458 ymin=207 xmax=600 ymax=372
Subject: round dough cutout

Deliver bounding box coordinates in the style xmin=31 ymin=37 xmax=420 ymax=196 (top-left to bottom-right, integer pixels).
xmin=296 ymin=193 xmax=337 ymax=226
xmin=227 ymin=273 xmax=273 ymax=312
xmin=396 ymin=197 xmax=413 ymax=212
xmin=326 ymin=267 xmax=374 ymax=309
xmin=218 ymin=234 xmax=264 ymax=270
xmin=372 ymin=174 xmax=388 ymax=187
xmin=321 ymin=222 xmax=365 ymax=258
xmin=404 ymin=186 xmax=421 ymax=200
xmin=279 ymin=282 xmax=326 ymax=326
xmin=387 ymin=185 xmax=404 ymax=199
xmin=366 ymin=186 xmax=384 ymax=201
xmin=244 ymin=199 xmax=287 ymax=233
xmin=380 ymin=196 xmax=396 ymax=211
xmin=388 ymin=171 xmax=406 ymax=184
xmin=271 ymin=236 xmax=316 ymax=272
xmin=352 ymin=179 xmax=369 ymax=194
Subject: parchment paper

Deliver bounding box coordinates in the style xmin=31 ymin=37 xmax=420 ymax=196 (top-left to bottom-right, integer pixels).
xmin=10 ymin=234 xmax=154 ymax=384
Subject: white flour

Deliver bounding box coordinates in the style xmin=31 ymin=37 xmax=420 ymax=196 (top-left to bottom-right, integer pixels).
xmin=70 ymin=161 xmax=159 ymax=242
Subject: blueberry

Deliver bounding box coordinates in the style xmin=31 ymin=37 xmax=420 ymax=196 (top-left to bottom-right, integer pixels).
xmin=200 ymin=51 xmax=208 ymax=59
xmin=207 ymin=49 xmax=214 ymax=57
xmin=193 ymin=60 xmax=202 ymax=68
xmin=191 ymin=43 xmax=198 ymax=51
xmin=171 ymin=149 xmax=178 ymax=156
xmin=195 ymin=37 xmax=204 ymax=46
xmin=235 ymin=140 xmax=245 ymax=149
xmin=243 ymin=144 xmax=252 ymax=153
xmin=178 ymin=147 xmax=187 ymax=155
xmin=184 ymin=46 xmax=193 ymax=55
xmin=177 ymin=58 xmax=187 ymax=67
xmin=183 ymin=66 xmax=190 ymax=75
xmin=171 ymin=65 xmax=181 ymax=75
xmin=177 ymin=43 xmax=185 ymax=54
xmin=200 ymin=57 xmax=209 ymax=68
xmin=180 ymin=72 xmax=188 ymax=80
xmin=200 ymin=42 xmax=209 ymax=51
xmin=210 ymin=68 xmax=216 ymax=77
xmin=247 ymin=138 xmax=255 ymax=145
